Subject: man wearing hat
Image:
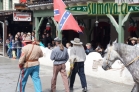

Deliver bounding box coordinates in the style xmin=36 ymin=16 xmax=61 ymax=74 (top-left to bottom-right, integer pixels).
xmin=50 ymin=37 xmax=69 ymax=92
xmin=18 ymin=37 xmax=43 ymax=92
xmin=130 ymin=37 xmax=137 ymax=46
xmin=69 ymin=38 xmax=87 ymax=92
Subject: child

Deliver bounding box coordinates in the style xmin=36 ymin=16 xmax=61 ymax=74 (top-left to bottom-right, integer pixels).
xmin=6 ymin=39 xmax=12 ymax=58
xmin=11 ymin=39 xmax=16 ymax=59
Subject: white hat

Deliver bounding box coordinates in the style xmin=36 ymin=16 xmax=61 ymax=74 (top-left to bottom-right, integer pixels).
xmin=130 ymin=37 xmax=137 ymax=41
xmin=71 ymin=38 xmax=83 ymax=45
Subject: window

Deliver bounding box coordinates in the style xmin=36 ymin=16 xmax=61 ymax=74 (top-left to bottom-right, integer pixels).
xmin=9 ymin=0 xmax=12 ymax=9
xmin=0 ymin=0 xmax=3 ymax=10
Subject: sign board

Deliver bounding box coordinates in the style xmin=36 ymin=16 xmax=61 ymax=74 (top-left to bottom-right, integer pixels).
xmin=13 ymin=12 xmax=31 ymax=21
xmin=66 ymin=6 xmax=87 ymax=12
xmin=66 ymin=3 xmax=139 ymax=15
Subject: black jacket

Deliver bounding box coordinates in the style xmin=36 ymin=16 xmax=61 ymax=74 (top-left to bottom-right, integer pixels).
xmin=85 ymin=48 xmax=94 ymax=55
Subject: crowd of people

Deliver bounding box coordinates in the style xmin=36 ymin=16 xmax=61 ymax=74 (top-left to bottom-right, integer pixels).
xmin=6 ymin=32 xmax=36 ymax=59
xmin=6 ymin=31 xmax=55 ymax=59
xmin=13 ymin=33 xmax=139 ymax=92
xmin=5 ymin=31 xmax=105 ymax=59
xmin=18 ymin=37 xmax=88 ymax=92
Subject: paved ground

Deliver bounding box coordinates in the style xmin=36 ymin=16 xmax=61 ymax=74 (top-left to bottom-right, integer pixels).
xmin=0 ymin=57 xmax=133 ymax=92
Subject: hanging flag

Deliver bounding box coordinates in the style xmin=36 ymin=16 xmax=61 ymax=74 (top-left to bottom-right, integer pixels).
xmin=53 ymin=0 xmax=82 ymax=33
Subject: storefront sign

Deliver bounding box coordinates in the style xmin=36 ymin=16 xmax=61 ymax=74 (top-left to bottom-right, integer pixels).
xmin=13 ymin=12 xmax=31 ymax=21
xmin=66 ymin=3 xmax=139 ymax=15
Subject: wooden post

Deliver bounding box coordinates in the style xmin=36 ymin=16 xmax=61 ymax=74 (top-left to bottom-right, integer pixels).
xmin=35 ymin=17 xmax=44 ymax=40
xmin=106 ymin=11 xmax=130 ymax=43
xmin=118 ymin=14 xmax=124 ymax=43
xmin=51 ymin=17 xmax=62 ymax=39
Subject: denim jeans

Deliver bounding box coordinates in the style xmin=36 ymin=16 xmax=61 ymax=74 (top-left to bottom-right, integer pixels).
xmin=7 ymin=48 xmax=12 ymax=58
xmin=18 ymin=65 xmax=42 ymax=92
xmin=17 ymin=48 xmax=21 ymax=59
xmin=70 ymin=62 xmax=87 ymax=88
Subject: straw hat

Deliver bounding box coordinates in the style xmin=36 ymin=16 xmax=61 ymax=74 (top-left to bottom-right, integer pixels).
xmin=71 ymin=38 xmax=83 ymax=45
xmin=130 ymin=37 xmax=137 ymax=41
xmin=23 ymin=37 xmax=32 ymax=42
xmin=137 ymin=38 xmax=139 ymax=41
xmin=54 ymin=37 xmax=61 ymax=42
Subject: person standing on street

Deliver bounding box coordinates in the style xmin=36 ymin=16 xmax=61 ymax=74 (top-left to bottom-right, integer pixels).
xmin=18 ymin=37 xmax=43 ymax=92
xmin=50 ymin=37 xmax=69 ymax=92
xmin=69 ymin=38 xmax=87 ymax=92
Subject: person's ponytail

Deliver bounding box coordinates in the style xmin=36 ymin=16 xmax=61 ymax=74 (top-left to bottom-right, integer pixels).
xmin=59 ymin=43 xmax=64 ymax=51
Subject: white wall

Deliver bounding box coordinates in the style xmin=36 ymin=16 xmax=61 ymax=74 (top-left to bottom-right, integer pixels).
xmin=3 ymin=0 xmax=9 ymax=10
xmin=3 ymin=0 xmax=19 ymax=10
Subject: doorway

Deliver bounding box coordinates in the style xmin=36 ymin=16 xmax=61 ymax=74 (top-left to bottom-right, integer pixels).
xmin=93 ymin=21 xmax=110 ymax=49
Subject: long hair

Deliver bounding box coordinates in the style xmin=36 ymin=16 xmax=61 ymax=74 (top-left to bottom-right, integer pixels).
xmin=57 ymin=41 xmax=64 ymax=51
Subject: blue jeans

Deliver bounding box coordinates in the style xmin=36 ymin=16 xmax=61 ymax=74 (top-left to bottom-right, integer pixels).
xmin=17 ymin=48 xmax=21 ymax=59
xmin=7 ymin=48 xmax=12 ymax=58
xmin=70 ymin=62 xmax=87 ymax=88
xmin=18 ymin=65 xmax=42 ymax=92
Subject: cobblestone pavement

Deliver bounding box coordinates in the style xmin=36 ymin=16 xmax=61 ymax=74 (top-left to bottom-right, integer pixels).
xmin=0 ymin=57 xmax=133 ymax=92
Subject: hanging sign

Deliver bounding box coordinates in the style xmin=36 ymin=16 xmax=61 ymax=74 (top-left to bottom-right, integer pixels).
xmin=13 ymin=12 xmax=31 ymax=21
xmin=66 ymin=3 xmax=139 ymax=15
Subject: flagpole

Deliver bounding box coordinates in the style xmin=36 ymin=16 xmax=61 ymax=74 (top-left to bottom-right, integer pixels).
xmin=51 ymin=17 xmax=62 ymax=39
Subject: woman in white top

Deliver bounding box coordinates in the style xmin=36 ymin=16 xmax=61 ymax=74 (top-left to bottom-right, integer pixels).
xmin=66 ymin=42 xmax=72 ymax=56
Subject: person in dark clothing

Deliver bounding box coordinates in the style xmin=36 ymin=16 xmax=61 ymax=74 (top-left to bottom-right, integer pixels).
xmin=41 ymin=34 xmax=46 ymax=47
xmin=85 ymin=43 xmax=94 ymax=55
xmin=15 ymin=37 xmax=22 ymax=59
xmin=52 ymin=40 xmax=55 ymax=47
xmin=8 ymin=33 xmax=13 ymax=43
xmin=45 ymin=34 xmax=52 ymax=47
xmin=62 ymin=34 xmax=67 ymax=47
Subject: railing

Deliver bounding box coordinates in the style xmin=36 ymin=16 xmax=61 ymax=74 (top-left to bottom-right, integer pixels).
xmin=25 ymin=0 xmax=85 ymax=4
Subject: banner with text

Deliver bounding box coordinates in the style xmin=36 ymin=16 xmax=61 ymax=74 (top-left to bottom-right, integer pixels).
xmin=13 ymin=12 xmax=31 ymax=21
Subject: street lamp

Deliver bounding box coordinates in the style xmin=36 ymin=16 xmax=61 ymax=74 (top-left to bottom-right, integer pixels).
xmin=95 ymin=20 xmax=99 ymax=27
xmin=0 ymin=21 xmax=4 ymax=56
xmin=95 ymin=15 xmax=99 ymax=27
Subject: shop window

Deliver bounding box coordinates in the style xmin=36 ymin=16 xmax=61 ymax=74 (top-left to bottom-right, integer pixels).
xmin=0 ymin=0 xmax=3 ymax=10
xmin=9 ymin=0 xmax=12 ymax=9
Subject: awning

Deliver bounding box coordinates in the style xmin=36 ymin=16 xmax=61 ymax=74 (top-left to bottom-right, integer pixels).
xmin=0 ymin=10 xmax=16 ymax=16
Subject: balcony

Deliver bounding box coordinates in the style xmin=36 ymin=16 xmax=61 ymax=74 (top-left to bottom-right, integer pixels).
xmin=25 ymin=0 xmax=91 ymax=4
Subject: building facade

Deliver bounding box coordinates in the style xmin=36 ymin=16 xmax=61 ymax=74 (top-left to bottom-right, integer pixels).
xmin=0 ymin=0 xmax=19 ymax=10
xmin=14 ymin=0 xmax=139 ymax=48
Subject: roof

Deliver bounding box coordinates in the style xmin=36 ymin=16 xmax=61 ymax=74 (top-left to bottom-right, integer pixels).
xmin=15 ymin=1 xmax=139 ymax=11
xmin=0 ymin=10 xmax=16 ymax=16
xmin=15 ymin=0 xmax=97 ymax=11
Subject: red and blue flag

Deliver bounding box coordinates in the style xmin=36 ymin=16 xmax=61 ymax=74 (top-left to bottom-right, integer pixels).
xmin=54 ymin=0 xmax=82 ymax=33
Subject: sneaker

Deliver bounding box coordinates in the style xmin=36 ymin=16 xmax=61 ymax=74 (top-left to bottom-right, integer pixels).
xmin=82 ymin=87 xmax=87 ymax=92
xmin=69 ymin=87 xmax=73 ymax=90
